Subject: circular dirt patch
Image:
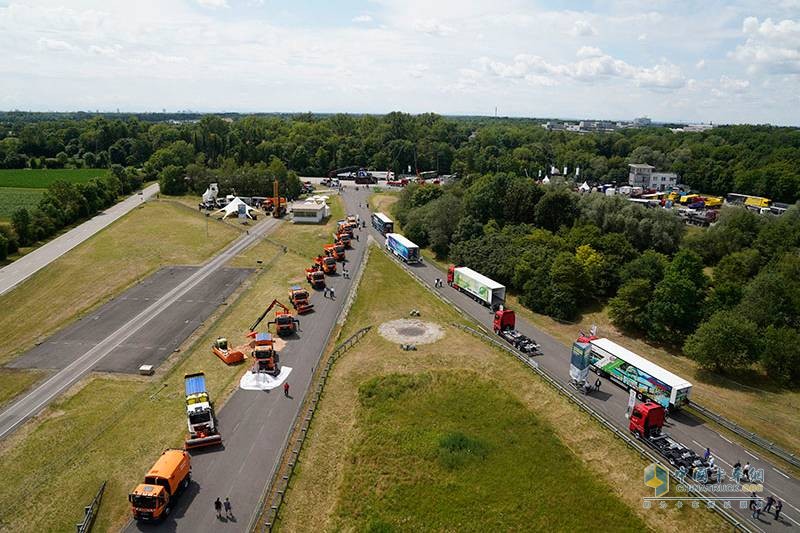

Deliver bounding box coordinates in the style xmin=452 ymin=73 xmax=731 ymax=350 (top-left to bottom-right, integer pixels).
xmin=378 ymin=319 xmax=445 ymax=345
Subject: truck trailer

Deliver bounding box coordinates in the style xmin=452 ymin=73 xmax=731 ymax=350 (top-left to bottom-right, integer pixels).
xmin=371 ymin=212 xmax=394 ymax=235
xmin=129 ymin=449 xmax=191 ymax=521
xmin=447 ymin=265 xmax=506 ymax=309
xmin=584 ymin=337 xmax=692 ymax=410
xmin=184 ymin=372 xmax=223 ymax=449
xmin=385 ymin=233 xmax=420 ymax=264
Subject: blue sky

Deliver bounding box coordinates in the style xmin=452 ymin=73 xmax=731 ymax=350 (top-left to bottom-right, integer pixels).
xmin=0 ymin=0 xmax=798 ymax=124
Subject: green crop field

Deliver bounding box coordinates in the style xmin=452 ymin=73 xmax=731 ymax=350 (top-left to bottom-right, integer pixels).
xmin=0 ymin=168 xmax=108 ymax=189
xmin=0 ymin=188 xmax=45 ymax=220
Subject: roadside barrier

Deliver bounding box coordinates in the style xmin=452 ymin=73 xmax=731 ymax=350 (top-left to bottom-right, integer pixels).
xmin=453 ymin=323 xmax=751 ymax=532
xmin=76 ymin=480 xmax=106 ymax=533
xmin=254 ymin=326 xmax=372 ymax=532
xmin=689 ymin=401 xmax=799 ymax=469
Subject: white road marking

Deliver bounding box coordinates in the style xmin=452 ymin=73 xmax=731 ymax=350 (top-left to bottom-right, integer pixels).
xmin=772 ymin=467 xmax=790 ymax=479
xmin=745 ymin=450 xmax=760 ymax=460
xmin=718 ymin=434 xmax=732 ymax=444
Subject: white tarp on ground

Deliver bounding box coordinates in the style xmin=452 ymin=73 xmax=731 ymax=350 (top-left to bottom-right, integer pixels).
xmin=239 ymin=366 xmax=293 ymax=390
xmin=212 ymin=196 xmax=259 ymax=219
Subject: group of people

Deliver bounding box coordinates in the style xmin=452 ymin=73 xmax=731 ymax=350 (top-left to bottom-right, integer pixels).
xmin=433 ymin=278 xmax=444 ymax=288
xmin=323 ymin=286 xmax=336 ymax=299
xmin=750 ymin=493 xmax=783 ymax=521
xmin=214 ymin=497 xmax=233 ymax=520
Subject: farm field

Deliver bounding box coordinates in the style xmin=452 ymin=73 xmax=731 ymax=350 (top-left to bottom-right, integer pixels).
xmin=0 ymin=187 xmax=45 ymax=220
xmin=276 ymin=249 xmax=720 ymax=532
xmin=0 ymin=168 xmax=108 ymax=189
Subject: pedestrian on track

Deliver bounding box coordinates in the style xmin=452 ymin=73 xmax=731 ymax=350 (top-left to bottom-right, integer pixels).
xmin=704 ymin=447 xmax=710 ymax=461
xmin=224 ymin=497 xmax=233 ymax=519
xmin=214 ymin=497 xmax=222 ymax=519
xmin=330 ymin=287 xmax=336 ymax=300
xmin=765 ymin=495 xmax=775 ymax=513
xmin=284 ymin=382 xmax=290 ymax=397
xmin=323 ymin=287 xmax=329 ymax=298
xmin=775 ymin=499 xmax=783 ymax=520
xmin=753 ymin=499 xmax=762 ymax=520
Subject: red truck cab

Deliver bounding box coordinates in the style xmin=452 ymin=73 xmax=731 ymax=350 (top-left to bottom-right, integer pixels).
xmin=493 ymin=309 xmax=516 ymax=333
xmin=629 ymin=401 xmax=665 ymax=439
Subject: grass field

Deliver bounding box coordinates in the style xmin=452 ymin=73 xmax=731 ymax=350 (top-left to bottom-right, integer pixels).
xmin=0 ymin=200 xmax=240 ymax=366
xmin=0 ymin=187 xmax=45 ymax=220
xmin=0 ymin=368 xmax=42 ymax=408
xmin=276 ymin=249 xmax=722 ymax=532
xmin=0 ymin=168 xmax=108 ymax=189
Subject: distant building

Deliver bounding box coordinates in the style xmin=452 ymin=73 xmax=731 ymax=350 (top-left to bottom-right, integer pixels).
xmin=633 ymin=117 xmax=652 ymax=127
xmin=291 ymin=200 xmax=330 ymax=224
xmin=628 ymin=163 xmax=677 ymax=191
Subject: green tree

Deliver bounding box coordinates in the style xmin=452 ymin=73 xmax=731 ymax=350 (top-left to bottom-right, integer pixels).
xmin=760 ymin=326 xmax=800 ymax=385
xmin=159 ymin=165 xmax=187 ymax=195
xmin=646 ymin=272 xmax=705 ymax=342
xmin=683 ymin=311 xmax=760 ymax=372
xmin=11 ymin=207 xmax=31 ymax=246
xmin=608 ymin=278 xmax=652 ymax=332
xmin=535 ymin=188 xmax=578 ymax=232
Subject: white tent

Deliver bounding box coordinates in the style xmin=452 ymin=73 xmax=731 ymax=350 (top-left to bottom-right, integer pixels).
xmin=212 ymin=197 xmax=259 ymax=219
xmin=542 ymin=176 xmax=551 ymax=185
xmin=578 ymin=181 xmax=590 ymax=192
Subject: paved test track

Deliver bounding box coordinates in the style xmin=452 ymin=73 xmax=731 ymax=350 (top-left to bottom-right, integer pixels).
xmin=125 ymin=190 xmax=368 ymax=533
xmin=338 ymin=182 xmax=800 ymax=533
xmin=0 ymin=183 xmax=160 ymax=296
xmin=8 ymin=266 xmax=252 ymax=374
xmin=0 ymin=215 xmax=279 ymax=441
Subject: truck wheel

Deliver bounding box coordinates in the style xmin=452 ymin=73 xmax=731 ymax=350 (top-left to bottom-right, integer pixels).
xmin=636 ymin=392 xmax=643 ymax=401
xmin=164 ymin=505 xmax=171 ymax=517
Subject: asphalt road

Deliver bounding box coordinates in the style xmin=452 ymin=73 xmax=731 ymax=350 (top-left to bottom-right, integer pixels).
xmin=0 ymin=183 xmax=160 ymax=296
xmin=337 ymin=182 xmax=800 ymax=532
xmin=0 ymin=216 xmax=279 ymax=441
xmin=8 ymin=266 xmax=252 ymax=374
xmin=125 ymin=192 xmax=368 ymax=533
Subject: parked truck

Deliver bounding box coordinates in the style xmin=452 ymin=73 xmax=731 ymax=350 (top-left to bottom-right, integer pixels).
xmin=385 ymin=233 xmax=420 ymax=264
xmin=315 ymin=254 xmax=337 ymax=274
xmin=324 ymin=243 xmax=346 ymax=261
xmin=289 ymin=285 xmax=314 ymax=314
xmin=493 ymin=308 xmax=541 ymax=354
xmin=447 ymin=265 xmax=506 ymax=309
xmin=129 ymin=449 xmax=191 ymax=521
xmin=184 ymin=373 xmax=223 ymax=449
xmin=306 ymin=265 xmax=326 ymax=289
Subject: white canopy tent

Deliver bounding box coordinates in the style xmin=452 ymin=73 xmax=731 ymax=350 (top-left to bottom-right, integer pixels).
xmin=578 ymin=181 xmax=591 ymax=192
xmin=212 ymin=197 xmax=259 ymax=219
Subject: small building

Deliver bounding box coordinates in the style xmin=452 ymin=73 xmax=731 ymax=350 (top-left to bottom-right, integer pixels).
xmin=628 ymin=163 xmax=677 ymax=191
xmin=291 ymin=201 xmax=330 ymax=224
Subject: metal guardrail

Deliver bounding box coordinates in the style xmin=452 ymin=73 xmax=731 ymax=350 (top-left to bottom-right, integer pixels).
xmin=689 ymin=401 xmax=800 ymax=469
xmin=256 ymin=326 xmax=372 ymax=532
xmin=76 ymin=480 xmax=106 ymax=533
xmin=453 ymin=323 xmax=751 ymax=532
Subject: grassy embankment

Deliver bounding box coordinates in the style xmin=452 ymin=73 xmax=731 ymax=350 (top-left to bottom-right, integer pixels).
xmin=0 ymin=200 xmax=240 ymax=407
xmin=0 ymin=196 xmax=344 ymax=532
xmin=276 ymin=249 xmax=722 ymax=532
xmin=370 ymin=189 xmax=800 ymax=458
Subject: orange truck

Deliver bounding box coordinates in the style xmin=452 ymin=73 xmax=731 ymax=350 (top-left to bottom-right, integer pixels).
xmin=334 ymin=231 xmax=352 ymax=249
xmin=315 ymin=254 xmax=337 ymax=274
xmin=129 ymin=449 xmax=191 ymax=522
xmin=289 ymin=285 xmax=314 ymax=314
xmin=324 ymin=243 xmax=346 ymax=261
xmin=306 ymin=265 xmax=325 ymax=289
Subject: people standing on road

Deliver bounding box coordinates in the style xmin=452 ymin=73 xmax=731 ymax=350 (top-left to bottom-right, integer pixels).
xmin=224 ymin=497 xmax=233 ymax=519
xmin=330 ymin=287 xmax=336 ymax=300
xmin=323 ymin=287 xmax=329 ymax=298
xmin=752 ymin=499 xmax=762 ymax=520
xmin=707 ymin=455 xmax=715 ymax=468
xmin=775 ymin=499 xmax=783 ymax=520
xmin=284 ymin=382 xmax=290 ymax=397
xmin=749 ymin=493 xmax=757 ymax=511
xmin=764 ymin=495 xmax=775 ymax=513
xmin=743 ymin=462 xmax=751 ymax=481
xmin=214 ymin=497 xmax=222 ymax=519
xmin=704 ymin=447 xmax=710 ymax=461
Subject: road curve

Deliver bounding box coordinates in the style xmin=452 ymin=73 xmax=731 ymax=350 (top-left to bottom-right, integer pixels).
xmin=0 ymin=183 xmax=160 ymax=296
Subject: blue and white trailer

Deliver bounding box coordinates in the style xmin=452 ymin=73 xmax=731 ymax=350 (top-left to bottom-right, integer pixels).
xmin=385 ymin=233 xmax=420 ymax=264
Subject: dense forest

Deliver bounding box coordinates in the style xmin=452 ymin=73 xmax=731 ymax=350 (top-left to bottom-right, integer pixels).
xmin=2 ymin=112 xmax=800 ymax=201
xmin=393 ymin=178 xmax=800 ymax=385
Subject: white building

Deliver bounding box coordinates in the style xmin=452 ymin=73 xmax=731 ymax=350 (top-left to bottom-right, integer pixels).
xmin=628 ymin=163 xmax=677 ymax=191
xmin=291 ymin=200 xmax=330 ymax=224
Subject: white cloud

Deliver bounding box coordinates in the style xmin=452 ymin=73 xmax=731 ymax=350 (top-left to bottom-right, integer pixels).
xmin=352 ymin=15 xmax=372 ymax=23
xmin=37 ymin=38 xmax=76 ymax=52
xmin=196 ymin=0 xmax=229 ymax=8
xmin=414 ymin=18 xmax=456 ymax=36
xmin=695 ymin=59 xmax=705 ymax=69
xmin=569 ymin=20 xmax=596 ymax=37
xmin=638 ymin=33 xmax=647 ymax=41
xmin=719 ymin=75 xmax=750 ymax=92
xmin=733 ymin=16 xmax=800 ymax=74
xmin=408 ymin=63 xmax=429 ymax=78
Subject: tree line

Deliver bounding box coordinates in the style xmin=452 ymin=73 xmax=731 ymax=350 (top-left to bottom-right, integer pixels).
xmin=1 ymin=113 xmax=800 ymax=202
xmin=393 ymin=177 xmax=800 ymax=386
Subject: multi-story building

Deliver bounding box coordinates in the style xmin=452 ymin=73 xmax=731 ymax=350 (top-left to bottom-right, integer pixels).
xmin=628 ymin=163 xmax=678 ymax=191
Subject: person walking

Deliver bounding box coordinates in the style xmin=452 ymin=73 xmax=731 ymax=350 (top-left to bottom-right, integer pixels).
xmin=283 ymin=382 xmax=290 ymax=397
xmin=775 ymin=499 xmax=783 ymax=520
xmin=764 ymin=495 xmax=775 ymax=513
xmin=214 ymin=497 xmax=222 ymax=519
xmin=753 ymin=499 xmax=762 ymax=520
xmin=330 ymin=287 xmax=336 ymax=300
xmin=704 ymin=448 xmax=711 ymax=461
xmin=224 ymin=497 xmax=233 ymax=519
xmin=323 ymin=287 xmax=329 ymax=298
xmin=749 ymin=493 xmax=757 ymax=511
xmin=743 ymin=462 xmax=751 ymax=482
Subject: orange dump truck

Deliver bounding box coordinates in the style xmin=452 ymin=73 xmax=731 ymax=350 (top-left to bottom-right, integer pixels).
xmin=129 ymin=449 xmax=191 ymax=522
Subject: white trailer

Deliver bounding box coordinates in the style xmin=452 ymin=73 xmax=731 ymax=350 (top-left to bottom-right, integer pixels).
xmin=447 ymin=266 xmax=506 ymax=309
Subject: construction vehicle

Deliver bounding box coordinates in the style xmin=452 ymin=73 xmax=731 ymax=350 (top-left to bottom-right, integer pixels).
xmin=129 ymin=449 xmax=191 ymax=521
xmin=334 ymin=230 xmax=353 ymax=249
xmin=250 ymin=299 xmax=299 ymax=336
xmin=211 ymin=337 xmax=247 ymax=365
xmin=289 ymin=285 xmax=314 ymax=314
xmin=629 ymin=401 xmax=716 ymax=481
xmin=448 ymin=265 xmax=506 ymax=309
xmin=306 ymin=265 xmax=326 ymax=289
xmin=315 ymin=254 xmax=337 ymax=275
xmin=271 ymin=180 xmax=287 ymax=218
xmin=324 ymin=243 xmax=346 ymax=261
xmin=493 ymin=308 xmax=541 ymax=354
xmin=250 ymin=332 xmax=280 ymax=375
xmin=184 ymin=373 xmax=222 ymax=449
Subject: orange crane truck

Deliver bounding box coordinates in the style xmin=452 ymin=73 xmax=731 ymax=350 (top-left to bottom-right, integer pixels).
xmin=129 ymin=449 xmax=191 ymax=522
xmin=289 ymin=285 xmax=314 ymax=314
xmin=306 ymin=265 xmax=326 ymax=289
xmin=249 ymin=299 xmax=299 ymax=336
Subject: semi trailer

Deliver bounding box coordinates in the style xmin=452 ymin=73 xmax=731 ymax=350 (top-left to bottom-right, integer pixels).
xmin=184 ymin=372 xmax=223 ymax=449
xmin=371 ymin=212 xmax=394 ymax=235
xmin=129 ymin=449 xmax=191 ymax=521
xmin=385 ymin=233 xmax=420 ymax=264
xmin=447 ymin=265 xmax=506 ymax=309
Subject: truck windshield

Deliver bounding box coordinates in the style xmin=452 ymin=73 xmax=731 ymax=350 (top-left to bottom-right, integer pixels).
xmin=325 ymin=258 xmax=336 ymax=266
xmin=335 ymin=245 xmax=344 ymax=253
xmin=189 ymin=411 xmax=211 ymax=425
xmin=130 ymin=495 xmax=157 ymax=509
xmin=277 ymin=316 xmax=292 ymax=324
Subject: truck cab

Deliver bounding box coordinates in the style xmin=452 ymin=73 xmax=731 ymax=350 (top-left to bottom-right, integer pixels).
xmin=317 ymin=254 xmax=337 ymax=274
xmin=129 ymin=449 xmax=191 ymax=521
xmin=629 ymin=401 xmax=665 ymax=439
xmin=493 ymin=309 xmax=516 ymax=332
xmin=335 ymin=232 xmax=352 ymax=248
xmin=306 ymin=266 xmax=325 ymax=289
